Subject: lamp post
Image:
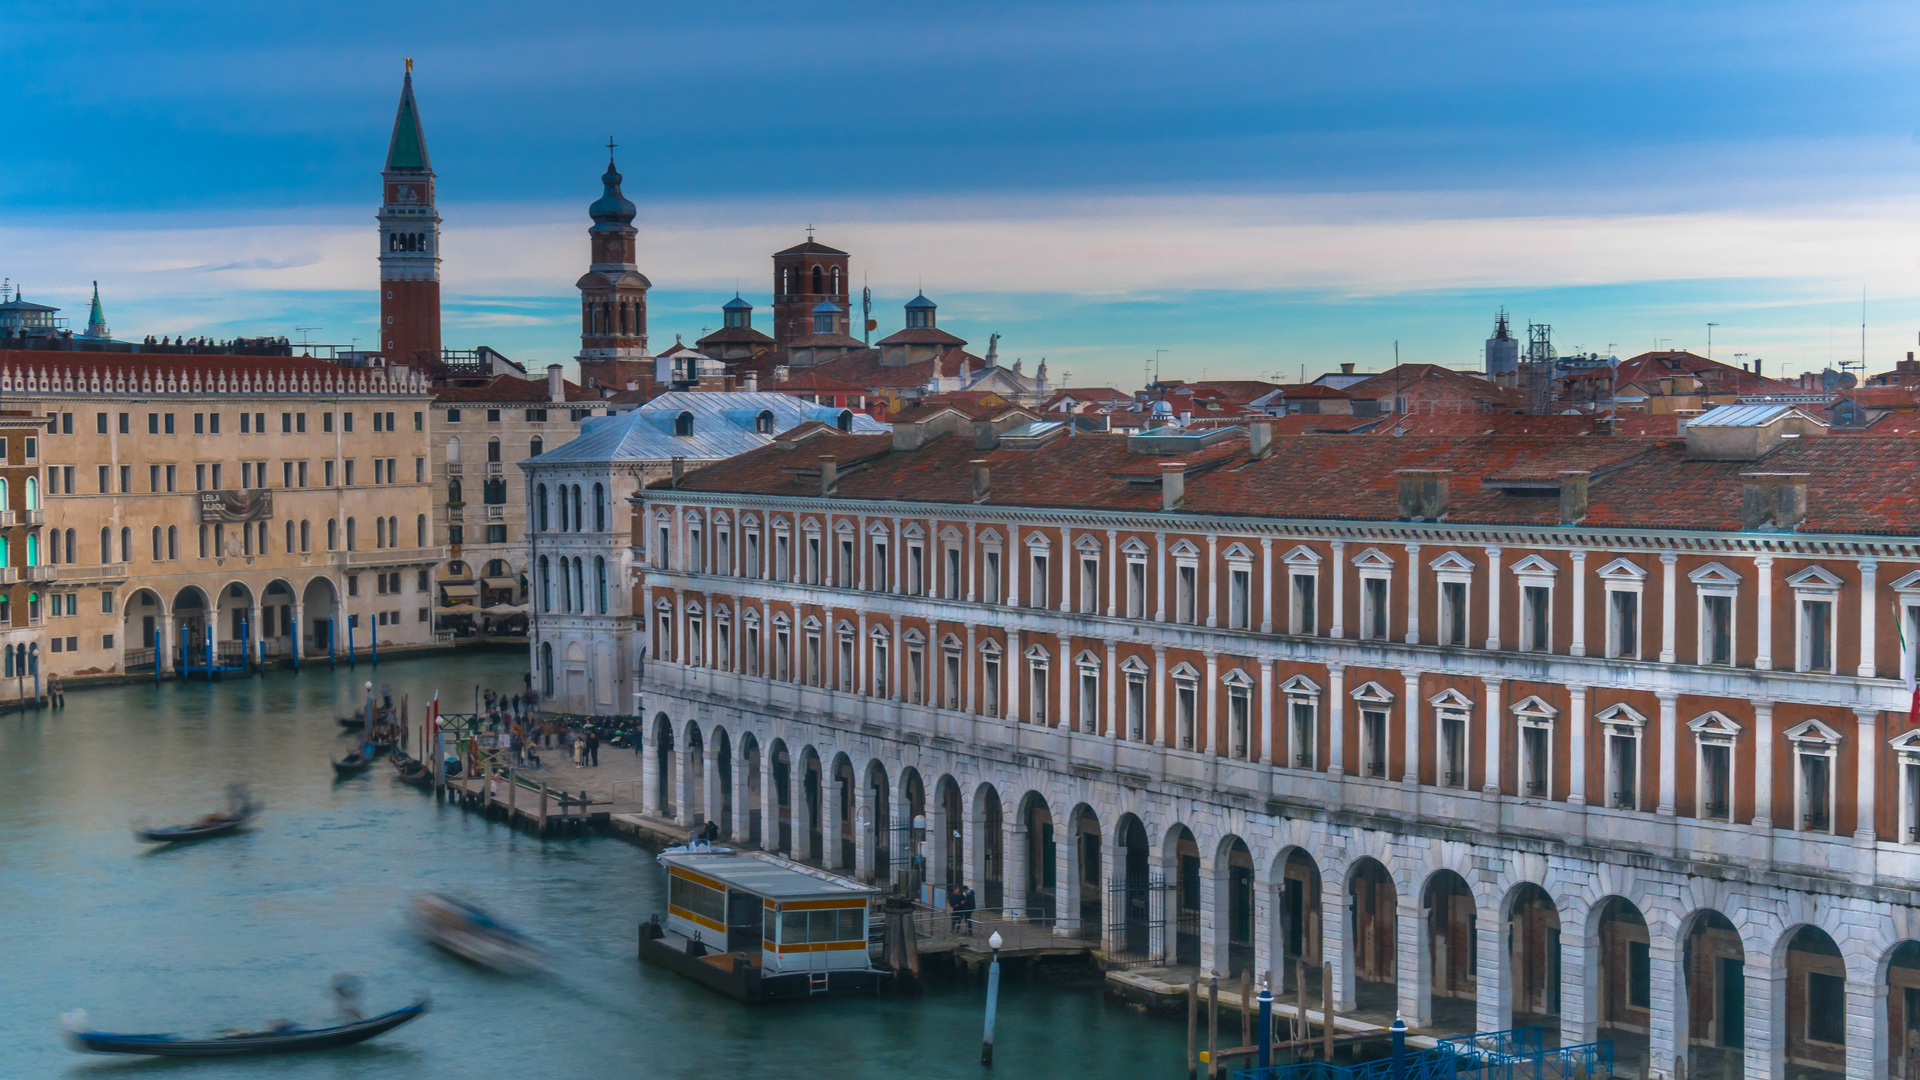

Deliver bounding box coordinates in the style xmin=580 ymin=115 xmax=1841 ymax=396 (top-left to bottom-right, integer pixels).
xmin=364 ymin=679 xmax=375 ymax=752
xmin=981 ymin=929 xmax=1003 ymax=1066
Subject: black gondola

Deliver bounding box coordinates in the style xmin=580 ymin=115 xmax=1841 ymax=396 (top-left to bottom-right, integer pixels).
xmin=133 ymin=786 xmax=260 ymax=845
xmin=336 ymin=715 xmax=366 ymax=729
xmin=331 ymin=751 xmax=373 ymax=777
xmin=390 ymin=750 xmax=432 ymax=787
xmin=64 ymin=1001 xmax=426 ymax=1057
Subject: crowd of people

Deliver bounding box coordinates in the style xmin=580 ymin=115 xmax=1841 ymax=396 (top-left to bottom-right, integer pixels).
xmin=479 ymin=688 xmax=644 ymax=772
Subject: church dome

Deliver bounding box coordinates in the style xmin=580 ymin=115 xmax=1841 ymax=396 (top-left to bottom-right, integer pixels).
xmin=590 ymin=161 xmax=637 ymax=226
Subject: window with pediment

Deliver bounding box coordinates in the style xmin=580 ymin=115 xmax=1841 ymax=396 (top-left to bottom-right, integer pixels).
xmin=1122 ymin=656 xmax=1150 ymax=741
xmin=1172 ymin=661 xmax=1200 ymax=750
xmin=1690 ymin=562 xmax=1742 ymax=667
xmin=1283 ymin=545 xmax=1321 ymax=636
xmin=1172 ymin=539 xmax=1200 ymax=624
xmin=1352 ymin=548 xmax=1395 ymax=641
xmin=1429 ymin=551 xmax=1476 ymax=647
xmin=1431 ymin=688 xmax=1475 ymax=790
xmin=1352 ymin=680 xmax=1396 ymax=778
xmin=1597 ymin=558 xmax=1647 ymax=660
xmin=1596 ymin=702 xmax=1647 ymax=810
xmin=1688 ymin=710 xmax=1741 ymax=822
xmin=1281 ymin=673 xmax=1321 ymax=770
xmin=1787 ymin=566 xmax=1843 ymax=674
xmin=1512 ymin=694 xmax=1558 ymax=800
xmin=1123 ymin=538 xmax=1150 ymax=618
xmin=1786 ymin=718 xmax=1840 ymax=833
xmin=1510 ymin=554 xmax=1558 ymax=653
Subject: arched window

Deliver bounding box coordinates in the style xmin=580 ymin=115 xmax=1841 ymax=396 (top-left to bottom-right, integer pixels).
xmin=0 ymin=478 xmax=8 ymax=508
xmin=674 ymin=411 xmax=694 ymax=436
xmin=100 ymin=527 xmax=111 ymax=563
xmin=536 ymin=484 xmax=549 ymax=530
xmin=573 ymin=558 xmax=585 ymax=613
xmin=573 ymin=486 xmax=584 ymax=532
xmin=596 ymin=556 xmax=608 ymax=614
xmin=556 ymin=485 xmax=569 ymax=531
xmin=446 ymin=436 xmax=461 ymax=463
xmin=540 ymin=555 xmax=552 ymax=612
xmin=346 ymin=518 xmax=357 ymax=551
xmin=152 ymin=526 xmax=162 ymax=561
xmin=837 ymin=409 xmax=854 ymax=432
xmin=23 ymin=477 xmax=37 ymax=510
xmin=530 ymin=436 xmax=543 ymax=458
xmin=487 ymin=438 xmax=501 ymax=463
xmin=755 ymin=410 xmax=774 ymax=434
xmin=448 ymin=477 xmax=463 ymax=504
xmin=25 ymin=533 xmax=37 ymax=567
xmin=325 ymin=519 xmax=337 ymax=551
xmin=299 ymin=520 xmax=309 ymax=553
xmin=811 ymin=264 xmax=823 ymax=293
xmin=256 ymin=520 xmax=267 ymax=555
xmin=388 ymin=517 xmax=398 ymax=548
xmin=65 ymin=529 xmax=76 ymax=563
xmin=540 ymin=641 xmax=554 ymax=696
xmin=167 ymin=525 xmax=178 ymax=560
xmin=121 ymin=527 xmax=130 ymax=562
xmin=417 ymin=514 xmax=426 ymax=546
xmin=376 ymin=517 xmax=387 ymax=549
xmin=594 ymin=483 xmax=606 ymax=531
xmin=198 ymin=524 xmax=208 ymax=558
xmin=830 ymin=266 xmax=841 ymax=294
xmin=780 ymin=267 xmax=790 ymax=294
xmin=560 ymin=557 xmax=573 ymax=613
xmin=286 ymin=520 xmax=296 ymax=553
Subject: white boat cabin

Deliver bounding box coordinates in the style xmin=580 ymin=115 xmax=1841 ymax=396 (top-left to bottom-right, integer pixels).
xmin=660 ymin=849 xmax=878 ymax=973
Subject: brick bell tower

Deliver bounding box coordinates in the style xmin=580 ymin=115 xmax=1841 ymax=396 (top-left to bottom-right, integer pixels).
xmin=772 ymin=232 xmax=850 ymax=349
xmin=575 ymin=141 xmax=652 ymax=391
xmin=377 ymin=60 xmax=442 ymax=367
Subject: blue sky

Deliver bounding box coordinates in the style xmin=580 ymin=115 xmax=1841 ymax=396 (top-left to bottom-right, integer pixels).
xmin=6 ymin=1 xmax=1920 ymax=383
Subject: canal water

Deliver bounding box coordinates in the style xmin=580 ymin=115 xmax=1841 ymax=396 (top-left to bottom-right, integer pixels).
xmin=0 ymin=653 xmax=1190 ymax=1078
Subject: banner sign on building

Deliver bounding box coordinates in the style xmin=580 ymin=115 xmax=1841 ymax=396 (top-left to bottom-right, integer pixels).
xmin=199 ymin=489 xmax=273 ymax=523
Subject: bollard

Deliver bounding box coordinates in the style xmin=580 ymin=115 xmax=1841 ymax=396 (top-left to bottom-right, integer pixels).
xmin=1256 ymin=978 xmax=1272 ymax=1072
xmin=980 ymin=931 xmax=1002 ymax=1066
xmin=1390 ymin=1013 xmax=1406 ymax=1080
xmin=1187 ymin=973 xmax=1198 ymax=1080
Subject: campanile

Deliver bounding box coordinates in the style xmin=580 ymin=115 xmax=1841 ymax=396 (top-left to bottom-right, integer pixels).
xmin=377 ymin=61 xmax=442 ymax=366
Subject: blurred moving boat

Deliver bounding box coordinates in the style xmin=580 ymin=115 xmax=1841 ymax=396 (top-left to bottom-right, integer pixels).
xmin=133 ymin=785 xmax=259 ymax=844
xmin=412 ymin=893 xmax=545 ymax=975
xmin=331 ymin=750 xmax=373 ymax=777
xmin=62 ymin=1001 xmax=426 ymax=1057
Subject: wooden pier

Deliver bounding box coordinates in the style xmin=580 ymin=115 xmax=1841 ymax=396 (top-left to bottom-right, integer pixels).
xmin=436 ymin=770 xmax=609 ymax=835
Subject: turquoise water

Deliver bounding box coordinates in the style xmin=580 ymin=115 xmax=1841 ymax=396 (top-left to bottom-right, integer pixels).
xmin=0 ymin=653 xmax=1188 ymax=1077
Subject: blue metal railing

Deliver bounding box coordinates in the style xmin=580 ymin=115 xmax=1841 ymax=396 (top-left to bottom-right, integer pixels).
xmin=1234 ymin=1028 xmax=1611 ymax=1080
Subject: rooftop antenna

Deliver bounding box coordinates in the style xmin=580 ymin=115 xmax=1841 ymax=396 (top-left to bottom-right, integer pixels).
xmin=295 ymin=326 xmax=322 ymax=351
xmin=861 ymin=272 xmax=871 ymax=345
xmin=1154 ymin=349 xmax=1167 ymax=385
xmin=1706 ymin=322 xmax=1718 ymax=361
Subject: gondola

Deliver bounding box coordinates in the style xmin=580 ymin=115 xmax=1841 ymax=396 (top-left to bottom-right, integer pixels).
xmin=63 ymin=1000 xmax=427 ymax=1057
xmin=390 ymin=750 xmax=433 ymax=788
xmin=331 ymin=751 xmax=373 ymax=777
xmin=336 ymin=715 xmax=366 ymax=729
xmin=133 ymin=786 xmax=259 ymax=845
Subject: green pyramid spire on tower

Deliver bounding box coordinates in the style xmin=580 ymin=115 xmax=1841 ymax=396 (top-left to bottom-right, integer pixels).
xmin=384 ymin=62 xmax=432 ymax=173
xmin=84 ymin=280 xmax=109 ymax=339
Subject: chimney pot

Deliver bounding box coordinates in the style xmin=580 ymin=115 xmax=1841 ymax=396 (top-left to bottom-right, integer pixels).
xmin=1557 ymin=469 xmax=1590 ymax=525
xmin=1340 ymin=362 xmax=1355 ymax=375
xmin=971 ymin=459 xmax=991 ymax=503
xmin=670 ymin=456 xmax=686 ymax=489
xmin=1739 ymin=471 xmax=1810 ymax=531
xmin=744 ymin=372 xmax=758 ymax=393
xmin=1249 ymin=419 xmax=1273 ymax=458
xmin=1160 ymin=461 xmax=1186 ymax=512
xmin=818 ymin=454 xmax=837 ymax=495
xmin=547 ymin=363 xmax=565 ymax=404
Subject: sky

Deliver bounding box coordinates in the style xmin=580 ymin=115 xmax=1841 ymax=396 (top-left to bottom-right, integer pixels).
xmin=6 ymin=0 xmax=1920 ymax=385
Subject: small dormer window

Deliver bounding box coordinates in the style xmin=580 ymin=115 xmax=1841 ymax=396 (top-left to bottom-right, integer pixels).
xmin=674 ymin=411 xmax=694 ymax=437
xmin=837 ymin=410 xmax=854 ymax=432
xmin=755 ymin=410 xmax=774 ymax=434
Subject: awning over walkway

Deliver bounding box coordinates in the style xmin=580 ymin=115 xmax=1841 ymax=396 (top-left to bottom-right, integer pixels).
xmin=440 ymin=583 xmax=479 ymax=599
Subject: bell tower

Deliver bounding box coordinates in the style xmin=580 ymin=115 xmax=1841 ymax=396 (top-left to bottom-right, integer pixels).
xmin=377 ymin=60 xmax=442 ymax=367
xmin=772 ymin=230 xmax=850 ymax=349
xmin=574 ymin=142 xmax=654 ymax=391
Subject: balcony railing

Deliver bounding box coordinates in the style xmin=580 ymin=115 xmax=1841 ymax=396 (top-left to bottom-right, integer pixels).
xmin=0 ymin=568 xmax=13 ymax=585
xmin=485 ymin=504 xmax=505 ymax=521
xmin=0 ymin=510 xmax=13 ymax=526
xmin=1526 ymin=779 xmax=1548 ymax=797
xmin=1804 ymin=812 xmax=1831 ymax=832
xmin=485 ymin=461 xmax=504 ymax=476
xmin=1366 ymin=760 xmax=1386 ymax=778
xmin=23 ymin=509 xmax=45 ymax=525
xmin=24 ymin=565 xmax=55 ymax=582
xmin=444 ymin=463 xmax=464 ymax=476
xmin=1612 ymin=791 xmax=1636 ymax=810
xmin=335 ymin=546 xmax=448 ymax=568
xmin=1445 ymin=770 xmax=1465 ymax=788
xmin=1703 ymin=800 xmax=1730 ymax=820
xmin=1295 ymin=754 xmax=1314 ymax=769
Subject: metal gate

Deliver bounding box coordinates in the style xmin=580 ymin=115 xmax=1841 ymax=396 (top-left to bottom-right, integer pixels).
xmin=1106 ymin=877 xmax=1173 ymax=968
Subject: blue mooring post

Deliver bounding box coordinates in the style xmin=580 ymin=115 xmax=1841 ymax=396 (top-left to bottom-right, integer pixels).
xmin=981 ymin=931 xmax=1002 ymax=1066
xmin=371 ymin=623 xmax=378 ymax=666
xmin=1256 ymin=978 xmax=1272 ymax=1072
xmin=347 ymin=619 xmax=355 ymax=668
xmin=154 ymin=628 xmax=163 ymax=685
xmin=1390 ymin=1013 xmax=1406 ymax=1080
xmin=327 ymin=617 xmax=336 ymax=670
xmin=205 ymin=629 xmax=214 ymax=679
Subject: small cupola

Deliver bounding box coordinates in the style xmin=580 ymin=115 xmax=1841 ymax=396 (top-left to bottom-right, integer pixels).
xmin=723 ymin=294 xmax=753 ymax=330
xmin=904 ymin=291 xmax=937 ymax=329
xmin=812 ymin=300 xmax=844 ymax=335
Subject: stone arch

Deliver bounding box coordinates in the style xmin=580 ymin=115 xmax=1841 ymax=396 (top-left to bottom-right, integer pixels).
xmin=1271 ymin=845 xmax=1326 ymax=1002
xmin=682 ymin=722 xmax=707 ymax=827
xmin=864 ymin=758 xmax=892 ymax=884
xmin=737 ymin=731 xmax=762 ymax=848
xmin=1584 ymin=895 xmax=1651 ymax=1070
xmin=1163 ymin=822 xmax=1202 ymax=967
xmin=1779 ymin=923 xmax=1846 ymax=1073
xmin=1113 ymin=813 xmax=1153 ymax=961
xmin=798 ymin=745 xmax=825 ymax=865
xmin=711 ymin=726 xmax=733 ymax=839
xmin=1062 ymin=802 xmax=1102 ymax=942
xmin=122 ymin=587 xmax=167 ymax=670
xmin=1345 ymin=856 xmax=1397 ymax=1014
xmin=826 ymin=751 xmax=857 ymax=872
xmin=169 ymin=585 xmax=212 ymax=670
xmin=1017 ymin=790 xmax=1056 ymax=925
xmin=934 ymin=774 xmax=964 ymax=899
xmin=1879 ymin=938 xmax=1920 ymax=1078
xmin=898 ymin=767 xmax=927 ymax=894
xmin=1214 ymin=833 xmax=1256 ymax=977
xmin=651 ymin=712 xmax=676 ymax=818
xmin=1675 ymin=907 xmax=1747 ymax=1078
xmin=1492 ymin=880 xmax=1563 ymax=1035
xmin=972 ymin=781 xmax=1004 ymax=911
xmin=768 ymin=738 xmax=793 ymax=855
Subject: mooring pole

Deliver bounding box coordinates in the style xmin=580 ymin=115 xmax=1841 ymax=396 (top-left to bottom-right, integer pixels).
xmin=1256 ymin=978 xmax=1273 ymax=1072
xmin=1188 ymin=972 xmax=1198 ymax=1080
xmin=1322 ymin=961 xmax=1333 ymax=1063
xmin=980 ymin=930 xmax=1002 ymax=1066
xmin=1240 ymin=970 xmax=1250 ymax=1053
xmin=1390 ymin=1013 xmax=1406 ymax=1080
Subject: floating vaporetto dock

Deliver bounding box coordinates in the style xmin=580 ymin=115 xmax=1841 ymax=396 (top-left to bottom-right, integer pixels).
xmin=640 ymin=847 xmax=884 ymax=1001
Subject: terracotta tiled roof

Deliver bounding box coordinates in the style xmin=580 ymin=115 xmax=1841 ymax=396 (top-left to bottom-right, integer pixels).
xmin=1342 ymin=364 xmax=1523 ymax=410
xmin=1265 ymin=383 xmax=1352 ymax=400
xmin=695 ymin=326 xmax=775 ymax=346
xmin=1835 ymin=385 xmax=1920 ymax=409
xmin=1179 ymin=380 xmax=1283 ymax=404
xmin=1369 ymin=413 xmax=1681 ymax=437
xmin=787 ymin=332 xmax=868 ymax=349
xmin=771 ymin=371 xmax=869 ymax=393
xmin=663 ymin=427 xmax=1920 ymax=537
xmin=433 ymin=374 xmax=590 ymax=403
xmin=774 ymin=240 xmax=850 ymax=256
xmin=874 ymin=326 xmax=967 ymax=347
xmin=1565 ymin=351 xmax=1803 ymax=398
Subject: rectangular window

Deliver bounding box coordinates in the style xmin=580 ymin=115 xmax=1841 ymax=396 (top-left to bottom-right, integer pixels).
xmin=1628 ymin=941 xmax=1651 ymax=1009
xmin=343 ymin=412 xmax=354 ymax=433
xmin=1291 ymin=573 xmax=1316 ymax=635
xmin=1701 ymin=743 xmax=1731 ymax=820
xmin=1801 ymin=598 xmax=1833 ymax=672
xmin=1291 ymin=700 xmax=1316 ymax=769
xmin=297 ymin=461 xmax=308 ymax=487
xmin=1228 ymin=568 xmax=1250 ymax=630
xmin=165 ymin=464 xmax=176 ymax=492
xmin=807 ymin=537 xmax=821 ymax=584
xmin=323 ymin=412 xmax=334 ymax=433
xmin=1609 ymin=731 xmax=1638 ymax=809
xmin=165 ymin=413 xmax=174 ymax=434
xmin=297 ymin=413 xmax=307 ymax=433
xmin=1176 ymin=682 xmax=1197 ymax=750
xmin=908 ymin=648 xmax=924 ymax=704
xmin=210 ymin=463 xmax=221 ymax=489
xmin=984 ymin=657 xmax=1001 ymax=715
xmin=774 ymin=534 xmax=790 ymax=583
xmin=1440 ymin=580 xmax=1468 ymax=646
xmin=1801 ymin=753 xmax=1832 ymax=831
xmin=118 ymin=412 xmax=129 ymax=434
xmin=1700 ymin=594 xmax=1732 ymax=665
xmin=1806 ymin=971 xmax=1844 ymax=1044
xmin=1609 ymin=590 xmax=1639 ymax=659
xmin=945 ymin=653 xmax=961 ymax=709
xmin=1078 ymin=668 xmax=1099 ymax=732
xmin=149 ymin=464 xmax=159 ymax=492
xmin=1522 ymin=585 xmax=1551 ymax=652
xmin=119 ymin=464 xmax=130 ymax=493
xmin=324 ymin=460 xmax=335 ymax=486
xmin=97 ymin=464 xmax=109 ymax=493
xmin=1031 ymin=553 xmax=1048 ymax=608
xmin=1126 ymin=675 xmax=1146 ymax=740
xmin=194 ymin=413 xmax=204 ymax=435
xmin=240 ymin=412 xmax=251 ymax=434
xmin=945 ymin=547 xmax=962 ymax=599
xmin=95 ymin=413 xmax=107 ymax=434
xmin=1522 ymin=725 xmax=1549 ymax=797
xmin=1078 ymin=555 xmax=1098 ymax=614
xmin=1363 ymin=578 xmax=1390 ymax=640
xmin=908 ymin=545 xmax=924 ymax=596
xmin=486 ymin=524 xmax=507 ymax=544
xmin=1442 ymin=712 xmax=1467 ymax=787
xmin=149 ymin=413 xmax=159 ymax=434
xmin=413 ymin=411 xmax=423 ymax=431
xmin=343 ymin=460 xmax=355 ymax=485
xmin=1176 ymin=564 xmax=1197 ymax=624
xmin=1363 ymin=709 xmax=1388 ymax=778
xmin=195 ymin=463 xmax=207 ymax=491
xmin=985 ymin=551 xmax=1002 ymax=604
xmin=839 ymin=637 xmax=855 ymax=691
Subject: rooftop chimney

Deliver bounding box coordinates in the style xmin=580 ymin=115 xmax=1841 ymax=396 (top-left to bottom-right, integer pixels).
xmin=1754 ymin=357 xmax=1763 ymax=378
xmin=547 ymin=363 xmax=565 ymax=404
xmin=1557 ymin=470 xmax=1590 ymax=525
xmin=819 ymin=454 xmax=837 ymax=495
xmin=744 ymin=372 xmax=758 ymax=393
xmin=1160 ymin=461 xmax=1186 ymax=511
xmin=1739 ymin=472 xmax=1809 ymax=531
xmin=1249 ymin=419 xmax=1273 ymax=458
xmin=971 ymin=459 xmax=990 ymax=503
xmin=670 ymin=456 xmax=685 ymax=489
xmin=1340 ymin=362 xmax=1355 ymax=375
xmin=1394 ymin=467 xmax=1450 ymax=521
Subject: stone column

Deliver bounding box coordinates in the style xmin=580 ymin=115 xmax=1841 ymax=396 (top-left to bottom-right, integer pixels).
xmin=1400 ymin=891 xmax=1430 ymax=1027
xmin=1330 ymin=540 xmax=1346 ymax=639
xmin=1004 ymin=820 xmax=1029 ymax=922
xmin=1404 ymin=543 xmax=1422 ymax=645
xmin=1856 ymin=707 xmax=1880 ymax=845
xmin=1657 ymin=691 xmax=1678 ymax=817
xmin=1104 ymin=529 xmax=1118 ymax=617
xmin=1753 ymin=700 xmax=1775 ymax=830
xmin=1484 ymin=546 xmax=1503 ymax=650
xmin=1562 ymin=902 xmax=1598 ymax=1046
xmin=1203 ymin=652 xmax=1219 ymax=756
xmin=1325 ymin=869 xmax=1354 ymax=1011
xmin=641 ymin=724 xmax=658 ymax=819
xmin=1743 ymin=934 xmax=1787 ymax=1080
xmin=1196 ymin=855 xmax=1218 ymax=975
xmin=700 ymin=742 xmax=718 ymax=827
xmin=1105 ymin=641 xmax=1118 ymax=738
xmin=290 ymin=601 xmax=305 ymax=659
xmin=1403 ymin=670 xmax=1422 ymax=786
xmin=1054 ymin=822 xmax=1076 ymax=937
xmin=1154 ymin=646 xmax=1169 ymax=747
xmin=854 ymin=780 xmax=875 ymax=881
xmin=1755 ymin=554 xmax=1774 ymax=670
xmin=1205 ymin=534 xmax=1219 ymax=627
xmin=1474 ymin=897 xmax=1509 ymax=1034
xmin=1057 ymin=634 xmax=1072 ymax=730
xmin=1659 ymin=552 xmax=1678 ymax=663
xmin=1649 ymin=921 xmax=1685 ymax=1080
xmin=1567 ymin=686 xmax=1589 ymax=806
xmin=1482 ymin=676 xmax=1503 ymax=795
xmin=1154 ymin=531 xmax=1167 ymax=622
xmin=1848 ymin=951 xmax=1879 ymax=1080
xmin=962 ymin=793 xmax=981 ymax=898
xmin=1260 ymin=537 xmax=1274 ymax=634
xmin=1859 ymin=559 xmax=1879 ymax=677
xmin=1569 ymin=550 xmax=1588 ymax=657
xmin=1327 ymin=662 xmax=1347 ymax=777
xmin=1260 ymin=657 xmax=1275 ymax=766
xmin=760 ymin=748 xmax=776 ymax=852
xmin=672 ymin=736 xmax=688 ymax=824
